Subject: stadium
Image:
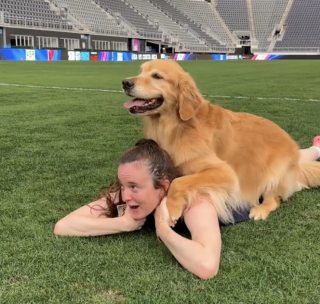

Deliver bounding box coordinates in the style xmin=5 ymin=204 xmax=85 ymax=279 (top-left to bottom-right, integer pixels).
xmin=0 ymin=0 xmax=320 ymax=60
xmin=0 ymin=0 xmax=319 ymax=303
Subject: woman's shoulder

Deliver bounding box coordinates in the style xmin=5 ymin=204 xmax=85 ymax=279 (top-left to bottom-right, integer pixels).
xmin=184 ymin=195 xmax=216 ymax=214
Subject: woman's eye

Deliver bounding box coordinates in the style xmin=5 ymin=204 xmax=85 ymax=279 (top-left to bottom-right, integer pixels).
xmin=152 ymin=73 xmax=162 ymax=80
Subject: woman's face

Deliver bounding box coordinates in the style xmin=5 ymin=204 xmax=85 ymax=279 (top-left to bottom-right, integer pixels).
xmin=118 ymin=161 xmax=166 ymax=220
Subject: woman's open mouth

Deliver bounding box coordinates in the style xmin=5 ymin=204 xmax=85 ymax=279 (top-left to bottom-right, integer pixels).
xmin=123 ymin=97 xmax=164 ymax=114
xmin=129 ymin=205 xmax=139 ymax=209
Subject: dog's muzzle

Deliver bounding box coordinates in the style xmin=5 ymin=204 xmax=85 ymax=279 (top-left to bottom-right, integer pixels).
xmin=122 ymin=79 xmax=134 ymax=91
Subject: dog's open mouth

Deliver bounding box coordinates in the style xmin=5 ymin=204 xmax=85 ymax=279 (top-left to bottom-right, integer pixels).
xmin=123 ymin=97 xmax=164 ymax=114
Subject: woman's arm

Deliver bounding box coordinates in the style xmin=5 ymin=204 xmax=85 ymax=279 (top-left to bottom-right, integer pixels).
xmin=54 ymin=198 xmax=146 ymax=236
xmin=155 ymin=198 xmax=221 ymax=280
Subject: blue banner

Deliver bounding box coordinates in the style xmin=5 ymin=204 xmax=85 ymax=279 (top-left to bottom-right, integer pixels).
xmin=1 ymin=49 xmax=246 ymax=62
xmin=0 ymin=48 xmax=62 ymax=61
xmin=99 ymin=51 xmax=133 ymax=61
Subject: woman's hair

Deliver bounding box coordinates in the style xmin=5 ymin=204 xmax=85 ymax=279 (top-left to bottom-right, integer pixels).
xmin=93 ymin=139 xmax=181 ymax=218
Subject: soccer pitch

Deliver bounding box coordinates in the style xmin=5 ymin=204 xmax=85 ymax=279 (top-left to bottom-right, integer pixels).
xmin=0 ymin=60 xmax=319 ymax=304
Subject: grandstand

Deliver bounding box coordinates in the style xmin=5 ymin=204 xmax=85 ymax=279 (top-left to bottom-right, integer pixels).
xmin=0 ymin=0 xmax=319 ymax=54
xmin=273 ymin=0 xmax=320 ymax=53
xmin=251 ymin=0 xmax=290 ymax=52
xmin=0 ymin=0 xmax=72 ymax=30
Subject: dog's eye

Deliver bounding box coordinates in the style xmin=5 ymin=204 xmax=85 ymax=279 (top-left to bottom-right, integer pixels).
xmin=152 ymin=73 xmax=162 ymax=80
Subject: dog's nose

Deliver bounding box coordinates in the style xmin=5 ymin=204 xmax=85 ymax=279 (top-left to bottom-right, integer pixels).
xmin=122 ymin=79 xmax=134 ymax=90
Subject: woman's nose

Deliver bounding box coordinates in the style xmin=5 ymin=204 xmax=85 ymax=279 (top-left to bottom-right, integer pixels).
xmin=121 ymin=187 xmax=131 ymax=202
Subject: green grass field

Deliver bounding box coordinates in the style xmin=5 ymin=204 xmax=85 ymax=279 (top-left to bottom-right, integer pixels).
xmin=0 ymin=60 xmax=320 ymax=304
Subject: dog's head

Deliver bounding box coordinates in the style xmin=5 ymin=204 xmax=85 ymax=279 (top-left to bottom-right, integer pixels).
xmin=122 ymin=59 xmax=203 ymax=121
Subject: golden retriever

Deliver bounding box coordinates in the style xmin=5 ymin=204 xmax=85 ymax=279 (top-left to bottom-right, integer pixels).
xmin=121 ymin=59 xmax=320 ymax=225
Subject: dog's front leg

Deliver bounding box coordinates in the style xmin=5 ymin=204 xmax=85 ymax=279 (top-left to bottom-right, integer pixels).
xmin=165 ymin=159 xmax=240 ymax=225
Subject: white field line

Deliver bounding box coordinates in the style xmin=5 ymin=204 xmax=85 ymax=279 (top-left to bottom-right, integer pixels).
xmin=0 ymin=82 xmax=319 ymax=102
xmin=0 ymin=82 xmax=121 ymax=93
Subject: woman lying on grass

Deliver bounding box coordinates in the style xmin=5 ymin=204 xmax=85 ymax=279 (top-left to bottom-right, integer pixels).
xmin=54 ymin=137 xmax=320 ymax=280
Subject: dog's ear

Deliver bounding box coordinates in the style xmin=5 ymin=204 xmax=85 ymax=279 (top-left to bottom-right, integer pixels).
xmin=177 ymin=73 xmax=202 ymax=121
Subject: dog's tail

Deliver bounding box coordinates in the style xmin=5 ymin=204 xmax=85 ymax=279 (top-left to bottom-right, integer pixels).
xmin=297 ymin=161 xmax=320 ymax=190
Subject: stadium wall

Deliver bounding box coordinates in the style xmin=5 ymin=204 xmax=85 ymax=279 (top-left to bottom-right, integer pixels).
xmin=2 ymin=48 xmax=320 ymax=61
xmin=0 ymin=27 xmax=129 ymax=49
xmin=0 ymin=49 xmax=248 ymax=61
xmin=1 ymin=27 xmax=320 ymax=61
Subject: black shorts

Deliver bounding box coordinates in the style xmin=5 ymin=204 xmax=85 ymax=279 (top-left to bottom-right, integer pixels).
xmin=221 ymin=195 xmax=264 ymax=226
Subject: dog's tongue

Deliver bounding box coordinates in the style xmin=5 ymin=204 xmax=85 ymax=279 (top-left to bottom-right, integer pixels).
xmin=124 ymin=100 xmax=145 ymax=109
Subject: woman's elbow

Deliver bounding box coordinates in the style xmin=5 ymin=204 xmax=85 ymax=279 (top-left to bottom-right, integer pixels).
xmin=53 ymin=220 xmax=66 ymax=236
xmin=196 ymin=260 xmax=219 ymax=280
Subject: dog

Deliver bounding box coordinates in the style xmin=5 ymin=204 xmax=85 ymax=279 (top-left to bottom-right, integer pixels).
xmin=121 ymin=59 xmax=320 ymax=225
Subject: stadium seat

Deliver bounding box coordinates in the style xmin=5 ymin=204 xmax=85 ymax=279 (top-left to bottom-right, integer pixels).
xmin=125 ymin=0 xmax=211 ymax=51
xmin=0 ymin=0 xmax=72 ymax=30
xmin=49 ymin=0 xmax=127 ymax=36
xmin=252 ymin=0 xmax=289 ymax=52
xmin=273 ymin=0 xmax=320 ymax=52
xmin=96 ymin=0 xmax=162 ymax=39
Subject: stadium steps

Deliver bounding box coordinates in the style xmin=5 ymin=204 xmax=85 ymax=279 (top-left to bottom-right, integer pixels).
xmin=125 ymin=0 xmax=210 ymax=52
xmin=169 ymin=0 xmax=235 ymax=50
xmin=96 ymin=0 xmax=162 ymax=40
xmin=266 ymin=0 xmax=294 ymax=52
xmin=45 ymin=0 xmax=88 ymax=31
xmin=246 ymin=0 xmax=256 ymax=41
xmin=273 ymin=0 xmax=320 ymax=52
xmin=48 ymin=0 xmax=128 ymax=36
xmin=251 ymin=0 xmax=289 ymax=52
xmin=209 ymin=1 xmax=238 ymax=46
xmin=149 ymin=0 xmax=220 ymax=48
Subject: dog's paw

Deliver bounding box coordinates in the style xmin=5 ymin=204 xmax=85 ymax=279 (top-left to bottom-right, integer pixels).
xmin=249 ymin=205 xmax=270 ymax=221
xmin=166 ymin=198 xmax=184 ymax=226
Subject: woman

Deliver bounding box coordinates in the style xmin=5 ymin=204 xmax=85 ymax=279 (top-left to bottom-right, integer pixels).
xmin=54 ymin=137 xmax=320 ymax=279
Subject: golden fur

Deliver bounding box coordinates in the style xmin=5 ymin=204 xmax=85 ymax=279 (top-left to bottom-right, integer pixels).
xmin=122 ymin=59 xmax=320 ymax=224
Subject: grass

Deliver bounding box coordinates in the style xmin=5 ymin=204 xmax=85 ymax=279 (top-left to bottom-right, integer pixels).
xmin=0 ymin=60 xmax=320 ymax=304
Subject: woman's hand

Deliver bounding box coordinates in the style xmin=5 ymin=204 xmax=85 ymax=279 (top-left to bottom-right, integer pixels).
xmin=121 ymin=206 xmax=146 ymax=232
xmin=154 ymin=197 xmax=177 ymax=229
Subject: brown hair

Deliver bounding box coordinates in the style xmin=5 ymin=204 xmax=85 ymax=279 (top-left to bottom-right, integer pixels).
xmin=93 ymin=139 xmax=181 ymax=217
